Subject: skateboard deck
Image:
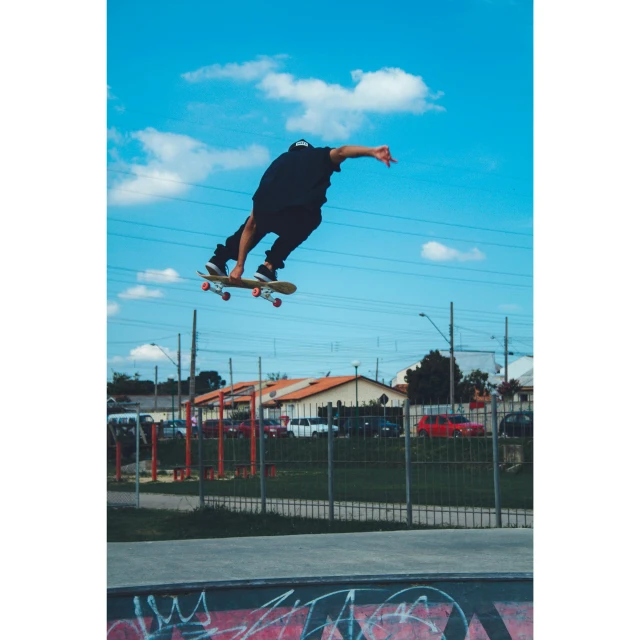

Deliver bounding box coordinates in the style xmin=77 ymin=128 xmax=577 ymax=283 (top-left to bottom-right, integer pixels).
xmin=197 ymin=271 xmax=296 ymax=307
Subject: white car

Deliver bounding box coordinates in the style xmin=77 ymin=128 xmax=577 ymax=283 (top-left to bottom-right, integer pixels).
xmin=287 ymin=417 xmax=340 ymax=438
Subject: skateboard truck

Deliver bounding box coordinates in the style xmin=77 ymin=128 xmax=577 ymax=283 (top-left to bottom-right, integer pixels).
xmin=252 ymin=287 xmax=282 ymax=308
xmin=201 ymin=281 xmax=231 ymax=301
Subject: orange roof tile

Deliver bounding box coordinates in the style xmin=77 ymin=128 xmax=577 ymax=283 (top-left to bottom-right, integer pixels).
xmin=195 ymin=378 xmax=308 ymax=405
xmin=275 ymin=376 xmax=355 ymax=401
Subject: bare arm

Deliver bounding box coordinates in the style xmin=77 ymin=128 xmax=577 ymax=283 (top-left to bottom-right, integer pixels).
xmin=229 ymin=211 xmax=257 ymax=283
xmin=329 ymin=145 xmax=397 ymax=167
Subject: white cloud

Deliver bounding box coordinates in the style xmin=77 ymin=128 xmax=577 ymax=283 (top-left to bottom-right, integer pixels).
xmin=258 ymin=66 xmax=443 ymax=140
xmin=118 ymin=285 xmax=164 ymax=300
xmin=108 ymin=128 xmax=270 ymax=206
xmin=109 ymin=355 xmax=126 ymax=364
xmin=107 ymin=301 xmax=120 ymax=316
xmin=128 ymin=344 xmax=177 ymax=362
xmin=181 ymin=57 xmax=444 ymax=140
xmin=182 ymin=54 xmax=287 ymax=82
xmin=421 ymin=241 xmax=486 ymax=262
xmin=137 ymin=268 xmax=181 ymax=284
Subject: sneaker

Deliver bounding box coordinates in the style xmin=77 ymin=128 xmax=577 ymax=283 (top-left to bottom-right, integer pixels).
xmin=254 ymin=264 xmax=278 ymax=282
xmin=206 ymin=259 xmax=228 ymax=277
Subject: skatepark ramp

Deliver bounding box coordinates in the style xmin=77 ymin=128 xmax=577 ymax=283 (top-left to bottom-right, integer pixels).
xmin=108 ymin=572 xmax=532 ymax=639
xmin=107 ymin=528 xmax=533 ymax=639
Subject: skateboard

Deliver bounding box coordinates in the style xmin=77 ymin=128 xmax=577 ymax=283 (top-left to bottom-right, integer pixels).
xmin=197 ymin=272 xmax=297 ymax=307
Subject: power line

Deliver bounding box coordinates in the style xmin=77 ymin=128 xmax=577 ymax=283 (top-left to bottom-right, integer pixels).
xmin=109 ymin=107 xmax=533 ymax=196
xmin=107 ymin=168 xmax=532 ymax=237
xmin=107 ymin=188 xmax=533 ymax=251
xmin=108 ymin=231 xmax=532 ymax=289
xmin=108 ymin=263 xmax=533 ymax=319
xmin=108 ymin=218 xmax=532 ymax=278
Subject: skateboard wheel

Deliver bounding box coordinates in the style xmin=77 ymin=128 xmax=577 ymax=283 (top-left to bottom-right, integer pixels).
xmin=252 ymin=288 xmax=261 ymax=297
xmin=273 ymin=298 xmax=282 ymax=308
xmin=221 ymin=292 xmax=230 ymax=301
xmin=201 ymin=282 xmax=210 ymax=291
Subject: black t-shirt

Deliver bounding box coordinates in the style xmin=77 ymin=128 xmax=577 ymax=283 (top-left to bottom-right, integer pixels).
xmin=252 ymin=147 xmax=341 ymax=215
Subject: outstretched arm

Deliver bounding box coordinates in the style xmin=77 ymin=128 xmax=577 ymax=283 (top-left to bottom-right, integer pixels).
xmin=329 ymin=145 xmax=397 ymax=167
xmin=229 ymin=211 xmax=257 ymax=284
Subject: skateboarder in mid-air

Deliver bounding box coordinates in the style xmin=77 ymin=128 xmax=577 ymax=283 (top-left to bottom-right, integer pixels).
xmin=205 ymin=139 xmax=397 ymax=284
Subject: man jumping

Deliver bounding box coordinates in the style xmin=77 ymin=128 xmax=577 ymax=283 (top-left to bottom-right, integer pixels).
xmin=205 ymin=139 xmax=397 ymax=284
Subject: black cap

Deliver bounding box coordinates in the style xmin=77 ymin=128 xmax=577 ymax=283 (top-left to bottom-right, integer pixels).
xmin=288 ymin=139 xmax=313 ymax=152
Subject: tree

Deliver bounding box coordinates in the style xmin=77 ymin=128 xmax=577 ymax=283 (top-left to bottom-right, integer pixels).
xmin=267 ymin=372 xmax=288 ymax=381
xmin=458 ymin=369 xmax=496 ymax=402
xmin=405 ymin=350 xmax=463 ymax=404
xmin=497 ymin=379 xmax=522 ymax=398
xmin=107 ymin=371 xmax=154 ymax=395
xmin=194 ymin=370 xmax=226 ymax=394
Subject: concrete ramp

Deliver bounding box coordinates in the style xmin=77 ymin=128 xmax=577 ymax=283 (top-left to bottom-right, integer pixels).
xmin=108 ymin=573 xmax=532 ymax=639
xmin=108 ymin=529 xmax=533 ymax=639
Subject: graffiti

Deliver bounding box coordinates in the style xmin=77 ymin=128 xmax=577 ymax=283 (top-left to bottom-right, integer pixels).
xmin=108 ymin=578 xmax=533 ymax=639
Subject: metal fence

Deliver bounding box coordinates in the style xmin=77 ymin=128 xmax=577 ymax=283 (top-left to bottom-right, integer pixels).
xmin=106 ymin=398 xmax=532 ymax=528
xmin=196 ymin=398 xmax=533 ymax=528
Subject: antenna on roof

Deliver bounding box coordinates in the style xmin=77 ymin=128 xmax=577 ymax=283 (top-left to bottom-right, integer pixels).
xmin=325 ymin=371 xmax=330 ymax=377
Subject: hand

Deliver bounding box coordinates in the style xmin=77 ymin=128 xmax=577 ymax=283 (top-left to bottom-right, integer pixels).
xmin=372 ymin=145 xmax=398 ymax=167
xmin=229 ymin=264 xmax=244 ymax=284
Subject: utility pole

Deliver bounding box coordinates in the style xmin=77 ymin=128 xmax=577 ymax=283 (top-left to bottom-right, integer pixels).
xmin=177 ymin=333 xmax=182 ymax=419
xmin=375 ymin=357 xmax=379 ymax=382
xmin=450 ymin=302 xmax=455 ymax=413
xmin=504 ymin=317 xmax=509 ymax=384
xmin=154 ymin=366 xmax=158 ymax=411
xmin=189 ymin=311 xmax=197 ymax=411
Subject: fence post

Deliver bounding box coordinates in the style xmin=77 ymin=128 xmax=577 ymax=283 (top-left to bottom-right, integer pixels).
xmin=218 ymin=391 xmax=224 ymax=478
xmin=491 ymin=394 xmax=503 ymax=527
xmin=327 ymin=402 xmax=334 ymax=524
xmin=186 ymin=401 xmax=192 ymax=479
xmin=115 ymin=440 xmax=122 ymax=482
xmin=135 ymin=404 xmax=140 ymax=509
xmin=259 ymin=358 xmax=266 ymax=514
xmin=404 ymin=399 xmax=412 ymax=528
xmin=198 ymin=407 xmax=204 ymax=509
xmin=151 ymin=424 xmax=157 ymax=481
xmin=251 ymin=391 xmax=256 ymax=476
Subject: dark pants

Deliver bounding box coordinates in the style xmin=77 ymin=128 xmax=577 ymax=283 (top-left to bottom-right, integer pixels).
xmin=212 ymin=207 xmax=321 ymax=271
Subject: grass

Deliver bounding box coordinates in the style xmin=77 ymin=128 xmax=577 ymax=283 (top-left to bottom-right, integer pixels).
xmin=107 ymin=504 xmax=438 ymax=542
xmin=108 ymin=437 xmax=533 ymax=510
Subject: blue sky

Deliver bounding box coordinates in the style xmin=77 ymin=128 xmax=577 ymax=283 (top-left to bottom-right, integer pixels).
xmin=106 ymin=0 xmax=533 ymax=386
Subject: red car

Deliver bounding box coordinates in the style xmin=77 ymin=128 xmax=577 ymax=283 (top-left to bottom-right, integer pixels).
xmin=201 ymin=419 xmax=241 ymax=439
xmin=416 ymin=414 xmax=486 ymax=438
xmin=237 ymin=419 xmax=288 ymax=439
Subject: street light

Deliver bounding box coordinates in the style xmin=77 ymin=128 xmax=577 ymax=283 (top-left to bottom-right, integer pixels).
xmin=351 ymin=360 xmax=361 ymax=426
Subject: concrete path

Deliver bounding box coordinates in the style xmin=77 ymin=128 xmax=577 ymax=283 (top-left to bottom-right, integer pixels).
xmin=108 ymin=527 xmax=533 ymax=588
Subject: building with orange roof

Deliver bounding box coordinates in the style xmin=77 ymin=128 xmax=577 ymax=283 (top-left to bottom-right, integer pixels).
xmin=192 ymin=375 xmax=407 ymax=420
xmin=263 ymin=375 xmax=407 ymax=419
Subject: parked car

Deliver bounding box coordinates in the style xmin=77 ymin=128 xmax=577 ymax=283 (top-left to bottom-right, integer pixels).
xmin=342 ymin=416 xmax=402 ymax=438
xmin=162 ymin=419 xmax=199 ymax=439
xmin=416 ymin=414 xmax=485 ymax=438
xmin=201 ymin=419 xmax=240 ymax=439
xmin=499 ymin=411 xmax=534 ymax=438
xmin=287 ymin=417 xmax=340 ymax=438
xmin=237 ymin=419 xmax=288 ymax=439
